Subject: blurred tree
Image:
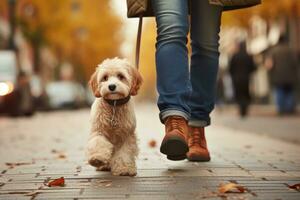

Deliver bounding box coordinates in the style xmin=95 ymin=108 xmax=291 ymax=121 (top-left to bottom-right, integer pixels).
xmin=222 ymin=0 xmax=300 ymax=27
xmin=7 ymin=0 xmax=122 ymax=81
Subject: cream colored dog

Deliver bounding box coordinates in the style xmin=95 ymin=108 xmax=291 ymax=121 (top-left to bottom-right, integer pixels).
xmin=86 ymin=58 xmax=142 ymax=176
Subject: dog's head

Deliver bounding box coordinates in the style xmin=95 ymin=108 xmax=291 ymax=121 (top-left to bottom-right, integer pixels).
xmin=89 ymin=58 xmax=142 ymax=100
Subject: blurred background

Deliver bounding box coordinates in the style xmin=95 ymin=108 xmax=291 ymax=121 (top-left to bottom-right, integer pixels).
xmin=0 ymin=0 xmax=299 ymax=120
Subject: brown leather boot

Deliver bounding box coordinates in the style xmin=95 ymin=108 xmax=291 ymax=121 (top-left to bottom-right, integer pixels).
xmin=160 ymin=116 xmax=189 ymax=161
xmin=187 ymin=126 xmax=210 ymax=162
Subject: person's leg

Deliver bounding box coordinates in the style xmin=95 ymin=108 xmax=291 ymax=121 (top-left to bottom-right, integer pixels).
xmin=187 ymin=0 xmax=222 ymax=162
xmin=284 ymin=86 xmax=296 ymax=114
xmin=275 ymin=86 xmax=285 ymax=115
xmin=151 ymin=0 xmax=191 ymax=123
xmin=189 ymin=0 xmax=223 ymax=127
xmin=152 ymin=0 xmax=190 ymax=161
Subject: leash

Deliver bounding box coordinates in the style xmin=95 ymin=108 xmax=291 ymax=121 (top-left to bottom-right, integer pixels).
xmin=135 ymin=16 xmax=143 ymax=69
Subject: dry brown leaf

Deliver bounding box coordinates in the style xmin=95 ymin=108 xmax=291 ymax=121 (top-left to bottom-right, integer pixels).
xmin=47 ymin=177 xmax=65 ymax=187
xmin=148 ymin=139 xmax=157 ymax=148
xmin=219 ymin=183 xmax=246 ymax=193
xmin=57 ymin=153 xmax=66 ymax=159
xmin=288 ymin=183 xmax=300 ymax=191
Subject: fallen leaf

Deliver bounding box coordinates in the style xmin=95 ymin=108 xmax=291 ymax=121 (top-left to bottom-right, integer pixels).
xmin=219 ymin=183 xmax=246 ymax=193
xmin=47 ymin=177 xmax=65 ymax=187
xmin=57 ymin=153 xmax=66 ymax=159
xmin=244 ymin=145 xmax=252 ymax=149
xmin=288 ymin=183 xmax=300 ymax=191
xmin=148 ymin=139 xmax=157 ymax=148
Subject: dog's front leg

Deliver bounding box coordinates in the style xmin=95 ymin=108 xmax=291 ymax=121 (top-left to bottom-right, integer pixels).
xmin=86 ymin=133 xmax=113 ymax=168
xmin=110 ymin=135 xmax=138 ymax=176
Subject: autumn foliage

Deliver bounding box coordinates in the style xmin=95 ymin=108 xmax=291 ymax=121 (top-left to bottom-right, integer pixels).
xmin=1 ymin=0 xmax=122 ymax=81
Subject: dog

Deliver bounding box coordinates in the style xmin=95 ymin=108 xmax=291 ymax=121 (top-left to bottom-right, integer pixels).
xmin=86 ymin=58 xmax=142 ymax=176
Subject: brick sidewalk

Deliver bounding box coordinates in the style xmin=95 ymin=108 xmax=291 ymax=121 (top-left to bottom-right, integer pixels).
xmin=0 ymin=104 xmax=299 ymax=199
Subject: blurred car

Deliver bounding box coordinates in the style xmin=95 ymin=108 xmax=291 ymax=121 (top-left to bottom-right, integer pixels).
xmin=45 ymin=81 xmax=86 ymax=110
xmin=0 ymin=51 xmax=35 ymax=116
xmin=30 ymin=75 xmax=50 ymax=111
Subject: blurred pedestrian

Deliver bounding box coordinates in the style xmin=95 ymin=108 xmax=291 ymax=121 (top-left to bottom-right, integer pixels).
xmin=265 ymin=35 xmax=299 ymax=115
xmin=229 ymin=41 xmax=256 ymax=118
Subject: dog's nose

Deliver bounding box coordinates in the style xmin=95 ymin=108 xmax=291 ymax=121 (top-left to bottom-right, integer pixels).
xmin=108 ymin=84 xmax=116 ymax=91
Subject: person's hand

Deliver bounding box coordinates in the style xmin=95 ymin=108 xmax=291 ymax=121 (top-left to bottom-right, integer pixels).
xmin=264 ymin=57 xmax=273 ymax=70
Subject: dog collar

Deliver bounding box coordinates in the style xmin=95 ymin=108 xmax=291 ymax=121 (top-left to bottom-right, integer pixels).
xmin=103 ymin=96 xmax=131 ymax=106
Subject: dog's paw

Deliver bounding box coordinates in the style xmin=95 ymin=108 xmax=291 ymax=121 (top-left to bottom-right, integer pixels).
xmin=96 ymin=165 xmax=111 ymax=172
xmin=88 ymin=154 xmax=110 ymax=168
xmin=111 ymin=165 xmax=137 ymax=176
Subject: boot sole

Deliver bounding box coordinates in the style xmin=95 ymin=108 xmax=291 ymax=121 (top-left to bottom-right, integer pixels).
xmin=160 ymin=136 xmax=188 ymax=161
xmin=187 ymin=155 xmax=211 ymax=162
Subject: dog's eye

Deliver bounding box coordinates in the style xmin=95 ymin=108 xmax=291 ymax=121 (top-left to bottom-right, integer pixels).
xmin=117 ymin=73 xmax=125 ymax=80
xmin=102 ymin=75 xmax=108 ymax=81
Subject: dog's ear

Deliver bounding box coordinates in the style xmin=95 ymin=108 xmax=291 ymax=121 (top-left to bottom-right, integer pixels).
xmin=130 ymin=67 xmax=143 ymax=96
xmin=89 ymin=70 xmax=101 ymax=98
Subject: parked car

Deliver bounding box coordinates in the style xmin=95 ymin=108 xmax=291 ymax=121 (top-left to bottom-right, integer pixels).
xmin=45 ymin=81 xmax=86 ymax=110
xmin=0 ymin=51 xmax=35 ymax=116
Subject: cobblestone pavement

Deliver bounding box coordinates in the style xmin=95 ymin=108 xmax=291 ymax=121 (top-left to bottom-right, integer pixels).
xmin=0 ymin=103 xmax=299 ymax=200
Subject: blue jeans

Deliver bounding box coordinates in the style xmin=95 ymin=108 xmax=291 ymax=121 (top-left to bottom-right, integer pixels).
xmin=152 ymin=0 xmax=222 ymax=127
xmin=275 ymin=85 xmax=296 ymax=114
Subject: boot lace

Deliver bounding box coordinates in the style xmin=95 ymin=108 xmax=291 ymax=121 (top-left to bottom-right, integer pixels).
xmin=190 ymin=128 xmax=201 ymax=146
xmin=169 ymin=117 xmax=184 ymax=133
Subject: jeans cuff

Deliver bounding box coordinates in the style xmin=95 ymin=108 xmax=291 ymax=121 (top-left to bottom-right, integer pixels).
xmin=159 ymin=109 xmax=190 ymax=124
xmin=188 ymin=119 xmax=210 ymax=127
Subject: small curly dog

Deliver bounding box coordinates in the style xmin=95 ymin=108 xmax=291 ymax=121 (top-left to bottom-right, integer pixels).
xmin=86 ymin=58 xmax=142 ymax=176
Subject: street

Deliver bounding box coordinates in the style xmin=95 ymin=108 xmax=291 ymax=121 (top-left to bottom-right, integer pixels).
xmin=0 ymin=103 xmax=300 ymax=200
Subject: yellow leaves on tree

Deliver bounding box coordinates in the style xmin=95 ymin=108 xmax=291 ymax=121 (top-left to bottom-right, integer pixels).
xmin=15 ymin=0 xmax=122 ymax=80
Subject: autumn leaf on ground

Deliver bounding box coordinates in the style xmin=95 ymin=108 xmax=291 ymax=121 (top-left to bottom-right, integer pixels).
xmin=219 ymin=183 xmax=246 ymax=193
xmin=47 ymin=177 xmax=65 ymax=187
xmin=148 ymin=139 xmax=157 ymax=148
xmin=288 ymin=183 xmax=300 ymax=191
xmin=57 ymin=153 xmax=66 ymax=159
